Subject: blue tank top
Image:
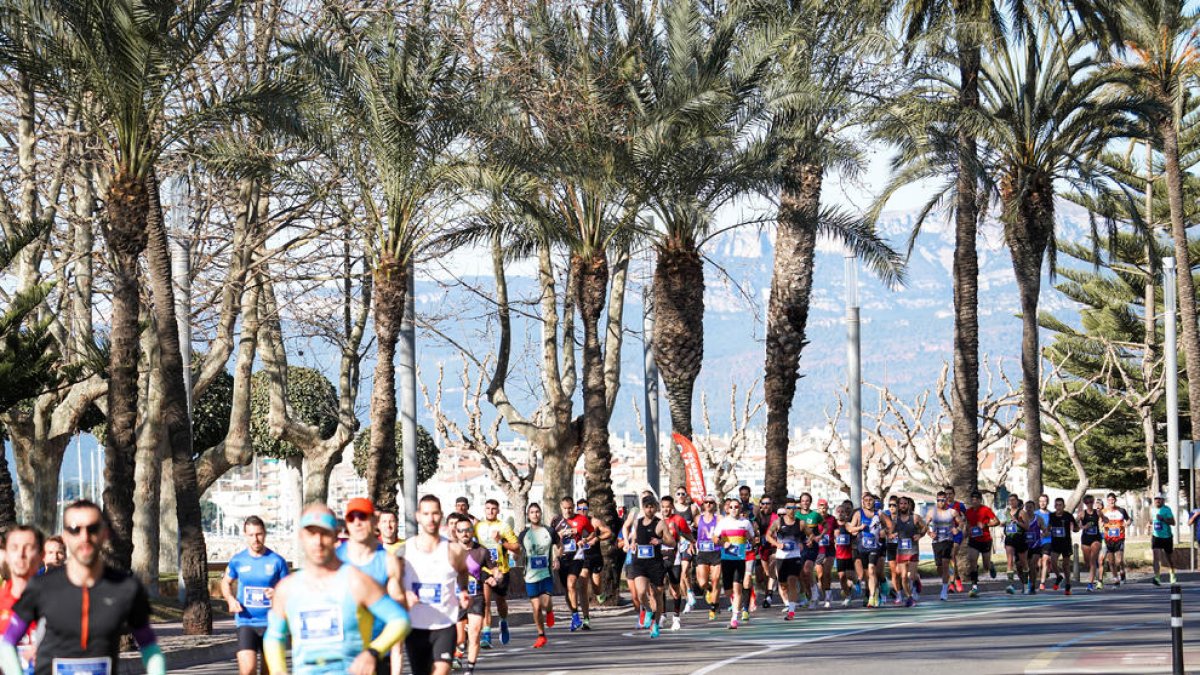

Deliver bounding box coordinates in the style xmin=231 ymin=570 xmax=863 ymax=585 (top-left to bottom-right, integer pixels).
xmin=336 ymin=542 xmax=389 ymax=640
xmin=286 ymin=565 xmax=364 ymax=674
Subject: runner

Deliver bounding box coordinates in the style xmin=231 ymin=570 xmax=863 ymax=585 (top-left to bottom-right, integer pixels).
xmin=474 ymin=499 xmax=519 ymax=648
xmin=1101 ymin=493 xmax=1128 ymax=588
xmin=397 ymin=495 xmax=472 ymax=675
xmin=658 ymin=495 xmax=693 ymax=631
xmin=883 ymin=495 xmax=901 ymax=603
xmin=551 ymin=497 xmax=584 ymax=631
xmin=793 ymin=493 xmax=824 ymax=609
xmin=752 ymin=495 xmax=778 ymax=609
xmin=1024 ymin=500 xmax=1044 ymax=594
xmin=714 ymin=498 xmax=753 ymax=629
xmin=964 ymin=491 xmax=999 ymax=597
xmin=832 ymin=505 xmax=857 ymax=607
xmin=944 ymin=486 xmax=967 ymax=592
xmin=693 ymin=495 xmax=722 ymax=620
xmin=1150 ymin=494 xmax=1177 ymax=586
xmin=849 ymin=492 xmax=883 ymax=607
xmin=1001 ymin=494 xmax=1029 ymax=595
xmin=221 ymin=515 xmax=290 ymax=675
xmin=1032 ymin=495 xmax=1053 ymax=591
xmin=882 ymin=497 xmax=926 ymax=606
xmin=629 ymin=496 xmax=676 ymax=638
xmin=379 ymin=509 xmax=404 ymax=556
xmin=766 ymin=498 xmax=805 ymax=619
xmin=815 ymin=498 xmax=838 ymax=607
xmin=925 ymin=491 xmax=963 ymax=602
xmin=1075 ymin=495 xmax=1102 ymax=591
xmin=738 ymin=486 xmax=754 ymax=519
xmin=448 ymin=513 xmax=492 ymax=674
xmin=40 ymin=536 xmax=64 ymax=573
xmin=1047 ymin=497 xmax=1078 ymax=595
xmin=0 ymin=525 xmax=43 ymax=674
xmin=454 ymin=497 xmax=477 ymax=525
xmin=338 ymin=498 xmax=403 ymax=674
xmin=672 ymin=487 xmax=700 ymax=612
xmin=1 ymin=500 xmax=166 ymax=675
xmin=517 ymin=503 xmax=559 ymax=648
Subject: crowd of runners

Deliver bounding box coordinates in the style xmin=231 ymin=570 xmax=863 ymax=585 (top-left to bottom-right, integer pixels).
xmin=0 ymin=487 xmax=1182 ymax=674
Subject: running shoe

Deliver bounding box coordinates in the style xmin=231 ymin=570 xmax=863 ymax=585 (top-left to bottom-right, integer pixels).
xmin=533 ymin=635 xmax=548 ymax=649
xmin=1038 ymin=583 xmax=1046 ymax=591
xmin=823 ymin=600 xmax=831 ymax=609
xmin=639 ymin=610 xmax=647 ymax=628
xmin=905 ymin=597 xmax=915 ymax=607
xmin=500 ymin=620 xmax=511 ymax=645
xmin=547 ymin=610 xmax=555 ymax=628
xmin=706 ymin=590 xmax=716 ymax=606
xmin=1153 ymin=576 xmax=1162 ymax=586
xmin=989 ymin=564 xmax=997 ymax=579
xmin=640 ymin=611 xmax=653 ymax=629
xmin=893 ymin=596 xmax=903 ymax=606
xmin=968 ymin=585 xmax=979 ymax=598
xmin=1052 ymin=583 xmax=1059 ymax=591
xmin=650 ymin=622 xmax=661 ymax=639
xmin=728 ymin=619 xmax=739 ymax=630
xmin=749 ymin=589 xmax=757 ymax=612
xmin=842 ymin=598 xmax=852 ymax=607
xmin=939 ymin=589 xmax=948 ymax=602
xmin=582 ymin=618 xmax=591 ymax=631
xmin=1005 ymin=585 xmax=1015 ymax=594
xmin=684 ymin=595 xmax=696 ymax=614
xmin=1120 ymin=571 xmax=1127 ymax=582
xmin=741 ymin=609 xmax=750 ymax=622
xmin=954 ymin=578 xmax=964 ymax=593
xmin=1064 ymin=588 xmax=1072 ymax=596
xmin=1114 ymin=580 xmax=1122 ymax=588
xmin=481 ymin=632 xmax=493 ymax=650
xmin=570 ymin=612 xmax=582 ymax=632
xmin=785 ymin=610 xmax=795 ymax=621
xmin=596 ymin=594 xmax=608 ymax=604
xmin=1086 ymin=583 xmax=1094 ymax=592
xmin=763 ymin=596 xmax=772 ymax=609
xmin=670 ymin=616 xmax=681 ymax=631
xmin=709 ymin=609 xmax=717 ymax=621
xmin=1171 ymin=573 xmax=1178 ymax=584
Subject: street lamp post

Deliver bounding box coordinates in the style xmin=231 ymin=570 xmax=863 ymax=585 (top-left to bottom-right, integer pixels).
xmin=1164 ymin=257 xmax=1181 ymax=541
xmin=846 ymin=253 xmax=862 ymax=505
xmin=643 ymin=282 xmax=660 ymax=495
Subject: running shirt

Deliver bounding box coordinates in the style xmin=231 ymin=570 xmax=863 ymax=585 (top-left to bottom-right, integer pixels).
xmin=794 ymin=509 xmax=823 ymax=531
xmin=662 ymin=512 xmax=691 ymax=564
xmin=855 ymin=509 xmax=881 ymax=551
xmin=966 ymin=505 xmax=997 ymax=543
xmin=13 ymin=566 xmax=152 ymax=675
xmin=1079 ymin=509 xmax=1101 ymax=540
xmin=403 ymin=538 xmax=459 ymax=630
xmin=284 ymin=565 xmax=365 ymax=673
xmin=818 ymin=515 xmax=837 ymax=554
xmin=1048 ymin=512 xmax=1076 ymax=544
xmin=1102 ymin=508 xmax=1127 ymax=542
xmin=0 ymin=581 xmax=36 ymax=674
xmin=227 ymin=547 xmax=289 ymax=628
xmin=383 ymin=539 xmax=404 ymax=556
xmin=695 ymin=513 xmax=720 ymax=556
xmin=949 ymin=500 xmax=967 ymax=541
xmin=1034 ymin=509 xmax=1052 ymax=546
xmin=834 ymin=523 xmax=854 ymax=560
xmin=634 ymin=517 xmax=663 ymax=562
xmin=893 ymin=513 xmax=918 ymax=556
xmin=475 ymin=518 xmax=518 ymax=573
xmin=928 ymin=508 xmax=957 ymax=542
xmin=1025 ymin=511 xmax=1044 ymax=547
xmin=1153 ymin=506 xmax=1174 ymax=540
xmin=464 ymin=544 xmax=489 ymax=598
xmin=518 ymin=525 xmax=559 ymax=583
xmin=715 ymin=516 xmax=753 ymax=561
xmin=1003 ymin=509 xmax=1025 ymax=540
xmin=774 ymin=519 xmax=804 ymax=559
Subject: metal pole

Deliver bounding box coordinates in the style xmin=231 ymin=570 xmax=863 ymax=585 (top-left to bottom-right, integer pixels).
xmin=846 ymin=253 xmax=862 ymax=504
xmin=400 ymin=261 xmax=418 ymax=538
xmin=643 ymin=282 xmax=660 ymax=495
xmin=168 ymin=173 xmax=193 ymax=604
xmin=1171 ymin=583 xmax=1184 ymax=675
xmin=1165 ymin=257 xmax=1181 ymax=543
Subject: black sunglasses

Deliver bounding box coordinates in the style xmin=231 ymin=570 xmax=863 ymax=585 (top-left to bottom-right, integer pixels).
xmin=346 ymin=511 xmax=372 ymax=523
xmin=65 ymin=522 xmax=103 ymax=537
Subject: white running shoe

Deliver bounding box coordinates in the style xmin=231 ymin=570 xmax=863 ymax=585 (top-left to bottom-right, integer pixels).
xmin=823 ymin=600 xmax=831 ymax=609
xmin=670 ymin=616 xmax=681 ymax=631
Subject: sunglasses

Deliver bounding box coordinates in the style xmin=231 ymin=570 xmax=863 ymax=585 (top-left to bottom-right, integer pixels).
xmin=346 ymin=511 xmax=372 ymax=523
xmin=454 ymin=527 xmax=473 ymax=534
xmin=65 ymin=522 xmax=103 ymax=537
xmin=760 ymin=502 xmax=772 ymax=506
xmin=936 ymin=498 xmax=946 ymax=502
xmin=786 ymin=505 xmax=798 ymax=510
xmin=576 ymin=506 xmax=589 ymax=511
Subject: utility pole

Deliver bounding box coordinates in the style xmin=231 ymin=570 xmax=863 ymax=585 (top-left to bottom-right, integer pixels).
xmin=846 ymin=253 xmax=862 ymax=504
xmin=400 ymin=263 xmax=418 ymax=538
xmin=1164 ymin=256 xmax=1181 ymax=541
xmin=643 ymin=282 xmax=660 ymax=495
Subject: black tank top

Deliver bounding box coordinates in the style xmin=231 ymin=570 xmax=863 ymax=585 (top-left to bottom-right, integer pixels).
xmin=894 ymin=513 xmax=917 ymax=541
xmin=635 ymin=517 xmax=661 ymax=560
xmin=778 ymin=519 xmax=802 ymax=541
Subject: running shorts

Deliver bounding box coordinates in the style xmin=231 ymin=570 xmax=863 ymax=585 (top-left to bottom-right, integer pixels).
xmin=778 ymin=558 xmax=804 ymax=580
xmin=896 ymin=547 xmax=918 ymax=564
xmin=695 ymin=550 xmax=721 ymax=566
xmin=1105 ymin=539 xmax=1125 ymax=554
xmin=967 ymin=539 xmax=992 ymax=554
xmin=720 ymin=560 xmax=746 ymax=589
xmin=631 ymin=559 xmax=666 ymax=586
xmin=1152 ymin=537 xmax=1174 ymax=553
xmin=1027 ymin=544 xmax=1044 ymax=557
xmin=1080 ymin=534 xmax=1102 ymax=548
xmin=526 ymin=577 xmax=555 ymax=598
xmin=678 ymin=547 xmax=694 ymax=563
xmin=236 ymin=626 xmax=266 ymax=653
xmin=885 ymin=542 xmax=898 ymax=562
xmin=800 ymin=546 xmax=820 ymax=564
xmin=1004 ymin=535 xmax=1027 ymax=553
xmin=835 ymin=558 xmax=854 ymax=573
xmin=558 ymin=557 xmax=585 ymax=585
xmin=1050 ymin=541 xmax=1072 ymax=556
xmin=932 ymin=541 xmax=954 ymax=563
xmin=586 ymin=550 xmax=604 ymax=573
xmin=856 ymin=550 xmax=879 ymax=567
xmin=466 ymin=594 xmax=485 ymax=617
xmin=665 ymin=564 xmax=683 ymax=587
xmin=489 ymin=573 xmax=510 ymax=597
xmin=405 ymin=626 xmax=457 ymax=674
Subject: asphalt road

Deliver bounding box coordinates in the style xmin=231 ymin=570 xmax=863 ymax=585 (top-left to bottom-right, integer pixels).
xmin=175 ymin=580 xmax=1198 ymax=674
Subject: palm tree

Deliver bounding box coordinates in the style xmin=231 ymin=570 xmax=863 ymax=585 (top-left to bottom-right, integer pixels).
xmin=1114 ymin=0 xmax=1200 ymax=453
xmin=626 ymin=0 xmax=776 ymax=491
xmin=754 ymin=0 xmax=904 ymax=504
xmin=285 ymin=4 xmax=467 ymax=511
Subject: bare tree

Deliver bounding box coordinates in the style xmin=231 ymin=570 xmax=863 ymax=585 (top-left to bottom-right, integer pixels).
xmin=691 ymin=380 xmax=764 ymax=499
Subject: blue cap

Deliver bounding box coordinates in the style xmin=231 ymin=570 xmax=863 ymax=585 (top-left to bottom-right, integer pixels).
xmin=299 ymin=511 xmax=338 ymax=533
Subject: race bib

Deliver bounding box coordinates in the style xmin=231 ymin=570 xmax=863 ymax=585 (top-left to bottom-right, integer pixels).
xmin=781 ymin=540 xmax=797 ymax=552
xmin=934 ymin=525 xmax=951 ymax=540
xmin=488 ymin=548 xmax=500 ymax=562
xmin=1155 ymin=521 xmax=1168 ymax=536
xmin=467 ymin=578 xmax=479 ymax=596
xmin=1084 ymin=525 xmax=1098 ymax=536
xmin=297 ymin=606 xmax=343 ymax=643
xmin=1025 ymin=530 xmax=1038 ymax=544
xmin=836 ymin=533 xmax=850 ymax=546
xmin=697 ymin=541 xmax=716 ymax=552
xmin=859 ymin=533 xmax=878 ymax=550
xmin=1106 ymin=527 xmax=1121 ymax=538
xmin=53 ymin=659 xmax=111 ymax=675
xmin=562 ymin=539 xmax=577 ymax=553
xmin=898 ymin=538 xmax=914 ymax=552
xmin=530 ymin=555 xmax=548 ymax=570
xmin=578 ymin=541 xmax=591 ymax=551
xmin=819 ymin=535 xmax=830 ymax=547
xmin=1051 ymin=527 xmax=1066 ymax=538
xmin=413 ymin=582 xmax=443 ymax=604
xmin=243 ymin=586 xmax=271 ymax=608
xmin=970 ymin=526 xmax=983 ymax=538
xmin=1005 ymin=522 xmax=1020 ymax=536
xmin=723 ymin=543 xmax=747 ymax=558
xmin=637 ymin=545 xmax=654 ymax=559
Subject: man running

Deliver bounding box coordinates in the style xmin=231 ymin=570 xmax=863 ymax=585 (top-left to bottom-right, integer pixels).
xmin=882 ymin=495 xmax=901 ymax=603
xmin=883 ymin=497 xmax=926 ymax=606
xmin=814 ymin=498 xmax=838 ymax=607
xmin=793 ymin=493 xmax=824 ymax=609
xmin=1001 ymin=494 xmax=1029 ymax=594
xmin=221 ymin=515 xmax=289 ymax=675
xmin=630 ymin=496 xmax=676 ymax=638
xmin=714 ymin=498 xmax=753 ymax=629
xmin=517 ymin=503 xmax=559 ymax=648
xmin=454 ymin=497 xmax=477 ymax=525
xmin=944 ymin=486 xmax=967 ymax=592
xmin=448 ymin=513 xmax=490 ymax=674
xmin=567 ymin=498 xmax=610 ymax=629
xmin=849 ymin=492 xmax=883 ymax=607
xmin=672 ymin=488 xmax=700 ymax=612
xmin=832 ymin=505 xmax=857 ymax=606
xmin=1033 ymin=495 xmax=1053 ymax=591
xmin=766 ymin=498 xmax=805 ymax=619
xmin=0 ymin=525 xmax=44 ymax=674
xmin=474 ymin=499 xmax=519 ymax=647
xmin=964 ymin=491 xmax=999 ymax=597
xmin=926 ymin=491 xmax=962 ymax=601
xmin=1077 ymin=495 xmax=1103 ymax=591
xmin=2 ymin=500 xmax=166 ymax=675
xmin=738 ymin=486 xmax=754 ymax=518
xmin=1047 ymin=497 xmax=1078 ymax=594
xmin=397 ymin=495 xmax=472 ymax=675
xmin=752 ymin=495 xmax=778 ymax=609
xmin=659 ymin=495 xmax=693 ymax=630
xmin=338 ymin=498 xmax=403 ymax=674
xmin=693 ymin=495 xmax=722 ymax=620
xmin=379 ymin=509 xmax=404 ymax=556
xmin=1150 ymin=495 xmax=1177 ymax=586
xmin=1101 ymin=493 xmax=1129 ymax=587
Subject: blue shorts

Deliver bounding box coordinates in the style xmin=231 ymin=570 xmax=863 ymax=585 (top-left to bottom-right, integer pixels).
xmin=952 ymin=533 xmax=963 ymax=544
xmin=525 ymin=577 xmax=554 ymax=598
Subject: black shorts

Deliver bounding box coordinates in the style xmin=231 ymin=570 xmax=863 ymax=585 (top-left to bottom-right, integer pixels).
xmin=631 ymin=559 xmax=666 ymax=586
xmin=720 ymin=560 xmax=746 ymax=589
xmin=405 ymin=626 xmax=457 ymax=674
xmin=1152 ymin=537 xmax=1174 ymax=553
xmin=664 ymin=563 xmax=683 ymax=587
xmin=695 ymin=549 xmax=721 ymax=566
xmin=558 ymin=557 xmax=585 ymax=585
xmin=466 ymin=594 xmax=485 ymax=617
xmin=932 ymin=541 xmax=954 ymax=563
xmin=1105 ymin=539 xmax=1125 ymax=553
xmin=778 ymin=557 xmax=804 ymax=580
xmin=236 ymin=625 xmax=265 ymax=653
xmin=856 ymin=549 xmax=879 ymax=567
xmin=885 ymin=543 xmax=899 ymax=562
xmin=836 ymin=558 xmax=854 ymax=573
xmin=489 ymin=573 xmax=510 ymax=597
xmin=1081 ymin=535 xmax=1102 ymax=548
xmin=585 ymin=550 xmax=604 ymax=573
xmin=967 ymin=539 xmax=992 ymax=554
xmin=800 ymin=546 xmax=820 ymax=564
xmin=1050 ymin=541 xmax=1072 ymax=557
xmin=1004 ymin=536 xmax=1028 ymax=553
xmin=1028 ymin=544 xmax=1044 ymax=557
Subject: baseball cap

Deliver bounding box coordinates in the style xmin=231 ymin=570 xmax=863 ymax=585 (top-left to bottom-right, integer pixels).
xmin=703 ymin=494 xmax=717 ymax=503
xmin=345 ymin=497 xmax=375 ymax=518
xmin=817 ymin=498 xmax=828 ymax=506
xmin=299 ymin=510 xmax=338 ymax=533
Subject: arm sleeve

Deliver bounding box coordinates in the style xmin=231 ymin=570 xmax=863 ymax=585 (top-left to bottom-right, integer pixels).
xmin=366 ymin=596 xmax=411 ymax=655
xmin=264 ymin=611 xmax=289 ymax=674
xmin=0 ymin=645 xmax=21 ymax=675
xmin=129 ymin=579 xmax=152 ymax=630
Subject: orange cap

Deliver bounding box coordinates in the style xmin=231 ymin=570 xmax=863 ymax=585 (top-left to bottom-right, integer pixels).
xmin=345 ymin=497 xmax=375 ymax=518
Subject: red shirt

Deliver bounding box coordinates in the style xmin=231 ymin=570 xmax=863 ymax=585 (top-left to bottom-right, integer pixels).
xmin=966 ymin=506 xmax=997 ymax=542
xmin=0 ymin=580 xmax=36 ymax=668
xmin=665 ymin=513 xmax=691 ymax=538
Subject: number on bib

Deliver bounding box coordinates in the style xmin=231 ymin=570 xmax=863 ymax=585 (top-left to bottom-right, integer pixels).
xmin=859 ymin=533 xmax=877 ymax=550
xmin=562 ymin=539 xmax=577 ymax=553
xmin=413 ymin=582 xmax=443 ymax=604
xmin=819 ymin=535 xmax=830 ymax=547
xmin=970 ymin=526 xmax=983 ymax=538
xmin=781 ymin=540 xmax=797 ymax=552
xmin=297 ymin=606 xmax=343 ymax=643
xmin=488 ymin=548 xmax=500 ymax=562
xmin=697 ymin=540 xmax=716 ymax=552
xmin=898 ymin=538 xmax=914 ymax=552
xmin=530 ymin=555 xmax=549 ymax=570
xmin=934 ymin=526 xmax=951 ymax=540
xmin=52 ymin=658 xmax=112 ymax=675
xmin=243 ymin=586 xmax=271 ymax=609
xmin=1106 ymin=527 xmax=1121 ymax=538
xmin=1005 ymin=522 xmax=1020 ymax=536
xmin=1084 ymin=525 xmax=1098 ymax=536
xmin=836 ymin=534 xmax=850 ymax=546
xmin=1051 ymin=527 xmax=1066 ymax=538
xmin=467 ymin=578 xmax=479 ymax=596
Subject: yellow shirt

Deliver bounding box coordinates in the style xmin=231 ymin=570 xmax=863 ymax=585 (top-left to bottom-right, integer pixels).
xmin=474 ymin=518 xmax=517 ymax=573
xmin=384 ymin=539 xmax=404 ymax=556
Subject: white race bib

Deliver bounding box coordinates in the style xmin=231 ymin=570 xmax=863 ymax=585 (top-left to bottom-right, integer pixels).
xmin=1051 ymin=527 xmax=1066 ymax=538
xmin=637 ymin=545 xmax=655 ymax=559
xmin=898 ymin=538 xmax=914 ymax=552
xmin=562 ymin=539 xmax=577 ymax=553
xmin=53 ymin=658 xmax=111 ymax=675
xmin=781 ymin=540 xmax=797 ymax=552
xmin=530 ymin=555 xmax=548 ymax=570
xmin=697 ymin=541 xmax=716 ymax=552
xmin=297 ymin=606 xmax=343 ymax=644
xmin=243 ymin=586 xmax=271 ymax=608
xmin=414 ymin=582 xmax=443 ymax=604
xmin=467 ymin=578 xmax=479 ymax=596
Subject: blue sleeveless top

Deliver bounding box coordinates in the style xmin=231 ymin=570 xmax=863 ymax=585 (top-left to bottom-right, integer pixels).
xmin=286 ymin=564 xmax=364 ymax=673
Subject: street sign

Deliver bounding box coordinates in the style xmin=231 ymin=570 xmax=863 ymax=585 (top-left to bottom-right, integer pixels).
xmin=1182 ymin=440 xmax=1199 ymax=470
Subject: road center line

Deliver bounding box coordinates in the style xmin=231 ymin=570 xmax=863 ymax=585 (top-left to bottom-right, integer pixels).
xmin=690 ymin=644 xmax=786 ymax=675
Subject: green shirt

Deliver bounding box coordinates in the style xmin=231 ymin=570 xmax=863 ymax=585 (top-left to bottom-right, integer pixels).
xmin=1154 ymin=506 xmax=1174 ymax=539
xmin=795 ymin=510 xmax=823 ymax=528
xmin=518 ymin=525 xmax=559 ymax=582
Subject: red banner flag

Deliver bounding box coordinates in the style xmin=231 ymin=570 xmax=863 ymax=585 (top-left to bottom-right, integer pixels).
xmin=673 ymin=433 xmax=707 ymax=503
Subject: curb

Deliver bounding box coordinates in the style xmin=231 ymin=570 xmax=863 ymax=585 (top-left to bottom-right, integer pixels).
xmin=119 ymin=640 xmax=238 ymax=674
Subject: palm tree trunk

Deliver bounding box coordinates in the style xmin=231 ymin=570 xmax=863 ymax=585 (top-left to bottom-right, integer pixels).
xmin=368 ymin=255 xmax=406 ymax=511
xmin=949 ymin=45 xmax=982 ymax=498
xmin=653 ymin=244 xmax=704 ymax=493
xmin=575 ymin=253 xmax=619 ymax=597
xmin=1160 ymin=117 xmax=1200 ymax=445
xmin=102 ymin=170 xmax=149 ymax=572
xmin=144 ymin=175 xmax=211 ymax=634
xmin=763 ymin=158 xmax=821 ymax=505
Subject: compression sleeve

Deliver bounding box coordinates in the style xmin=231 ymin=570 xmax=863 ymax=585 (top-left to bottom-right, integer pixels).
xmin=264 ymin=611 xmax=289 ymax=674
xmin=140 ymin=643 xmax=166 ymax=675
xmin=0 ymin=644 xmax=21 ymax=675
xmin=366 ymin=595 xmax=411 ymax=655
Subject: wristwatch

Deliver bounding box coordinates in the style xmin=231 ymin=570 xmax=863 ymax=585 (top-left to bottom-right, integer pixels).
xmin=367 ymin=647 xmax=381 ymax=660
